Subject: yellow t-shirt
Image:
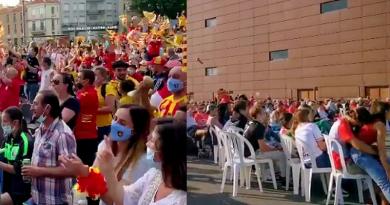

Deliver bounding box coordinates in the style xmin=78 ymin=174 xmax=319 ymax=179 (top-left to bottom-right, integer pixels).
xmin=119 ymin=95 xmax=134 ymax=106
xmin=96 ymin=84 xmax=117 ymax=127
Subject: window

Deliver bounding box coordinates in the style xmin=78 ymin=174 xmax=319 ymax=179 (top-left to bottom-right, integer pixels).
xmin=73 ymin=4 xmax=78 ymax=10
xmin=79 ymin=3 xmax=85 ymax=10
xmin=205 ymin=17 xmax=217 ymax=28
xmin=52 ymin=19 xmax=55 ymax=31
xmin=20 ymin=12 xmax=22 ymax=20
xmin=40 ymin=7 xmax=44 ymax=15
xmin=6 ymin=14 xmax=9 ymax=22
xmin=14 ymin=24 xmax=16 ymax=33
xmin=7 ymin=25 xmax=10 ymax=34
xmin=14 ymin=38 xmax=17 ymax=45
xmin=51 ymin=6 xmax=55 ymax=14
xmin=40 ymin=21 xmax=44 ymax=30
xmin=64 ymin=4 xmax=69 ymax=10
xmin=89 ymin=15 xmax=98 ymax=20
xmin=13 ymin=13 xmax=16 ymax=21
xmin=21 ymin=23 xmax=23 ymax=33
xmin=321 ymin=0 xmax=347 ymax=13
xmin=32 ymin=22 xmax=36 ymax=31
xmin=269 ymin=49 xmax=288 ymax=61
xmin=205 ymin=67 xmax=218 ymax=76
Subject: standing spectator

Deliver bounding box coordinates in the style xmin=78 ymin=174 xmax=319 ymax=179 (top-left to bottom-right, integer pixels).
xmin=0 ymin=67 xmax=22 ymax=113
xmin=0 ymin=107 xmax=33 ymax=205
xmin=118 ymin=80 xmax=136 ymax=106
xmin=74 ymin=69 xmax=99 ymax=166
xmin=39 ymin=57 xmax=55 ymax=91
xmin=127 ymin=64 xmax=143 ymax=83
xmin=51 ymin=73 xmax=80 ymax=130
xmin=158 ymin=66 xmax=188 ymax=117
xmin=22 ymin=90 xmax=77 ymax=205
xmin=23 ymin=46 xmax=40 ymax=103
xmin=94 ymin=67 xmax=116 ymax=142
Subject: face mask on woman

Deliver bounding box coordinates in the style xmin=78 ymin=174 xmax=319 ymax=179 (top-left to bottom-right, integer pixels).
xmin=110 ymin=121 xmax=133 ymax=142
xmin=1 ymin=124 xmax=12 ymax=136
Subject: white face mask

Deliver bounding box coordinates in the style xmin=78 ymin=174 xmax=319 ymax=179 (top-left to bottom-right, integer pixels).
xmin=146 ymin=147 xmax=154 ymax=160
xmin=36 ymin=105 xmax=49 ymax=124
xmin=2 ymin=125 xmax=12 ymax=136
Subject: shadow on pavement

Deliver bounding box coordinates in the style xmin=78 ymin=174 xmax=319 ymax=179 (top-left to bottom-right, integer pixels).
xmin=188 ymin=192 xmax=247 ymax=205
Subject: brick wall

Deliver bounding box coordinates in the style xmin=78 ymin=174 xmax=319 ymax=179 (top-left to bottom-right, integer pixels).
xmin=187 ymin=0 xmax=390 ymax=101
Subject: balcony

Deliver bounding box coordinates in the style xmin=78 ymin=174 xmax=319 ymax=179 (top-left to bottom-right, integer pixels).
xmin=31 ymin=28 xmax=45 ymax=36
xmin=86 ymin=10 xmax=105 ymax=15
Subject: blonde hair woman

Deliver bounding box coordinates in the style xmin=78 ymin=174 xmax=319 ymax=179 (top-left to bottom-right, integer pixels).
xmin=94 ymin=104 xmax=155 ymax=205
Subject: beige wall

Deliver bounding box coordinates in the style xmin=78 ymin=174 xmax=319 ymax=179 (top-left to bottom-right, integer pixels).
xmin=187 ymin=0 xmax=390 ymax=101
xmin=0 ymin=6 xmax=24 ymax=46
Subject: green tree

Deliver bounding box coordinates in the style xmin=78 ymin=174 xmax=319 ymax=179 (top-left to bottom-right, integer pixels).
xmin=130 ymin=0 xmax=186 ymax=19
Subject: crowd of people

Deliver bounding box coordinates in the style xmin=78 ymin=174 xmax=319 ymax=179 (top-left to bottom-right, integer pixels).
xmin=0 ymin=11 xmax=187 ymax=205
xmin=188 ymin=94 xmax=390 ymax=204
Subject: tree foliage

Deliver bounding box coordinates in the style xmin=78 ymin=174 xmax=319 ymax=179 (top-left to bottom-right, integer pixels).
xmin=130 ymin=0 xmax=186 ymax=19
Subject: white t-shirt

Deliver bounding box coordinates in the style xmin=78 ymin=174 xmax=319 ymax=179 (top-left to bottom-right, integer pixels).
xmin=39 ymin=69 xmax=54 ymax=91
xmin=97 ymin=141 xmax=157 ymax=205
xmin=295 ymin=123 xmax=324 ymax=162
xmin=123 ymin=168 xmax=187 ymax=205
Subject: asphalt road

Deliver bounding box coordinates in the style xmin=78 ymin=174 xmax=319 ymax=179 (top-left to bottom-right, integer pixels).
xmin=187 ymin=157 xmax=369 ymax=205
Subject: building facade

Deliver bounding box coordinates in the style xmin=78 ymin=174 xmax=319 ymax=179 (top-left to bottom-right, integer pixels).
xmin=187 ymin=0 xmax=390 ymax=101
xmin=25 ymin=0 xmax=61 ymax=42
xmin=0 ymin=5 xmax=24 ymax=46
xmin=61 ymin=0 xmax=119 ymax=39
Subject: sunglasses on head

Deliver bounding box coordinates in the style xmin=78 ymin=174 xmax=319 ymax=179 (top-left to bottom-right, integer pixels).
xmin=50 ymin=79 xmax=61 ymax=85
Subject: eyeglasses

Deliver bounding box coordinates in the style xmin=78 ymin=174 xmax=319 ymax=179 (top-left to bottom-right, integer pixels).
xmin=50 ymin=79 xmax=61 ymax=85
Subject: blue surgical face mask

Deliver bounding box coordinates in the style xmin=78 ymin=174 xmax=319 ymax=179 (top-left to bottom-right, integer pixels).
xmin=36 ymin=105 xmax=49 ymax=124
xmin=110 ymin=121 xmax=132 ymax=142
xmin=167 ymin=77 xmax=184 ymax=93
xmin=2 ymin=125 xmax=12 ymax=136
xmin=146 ymin=147 xmax=154 ymax=160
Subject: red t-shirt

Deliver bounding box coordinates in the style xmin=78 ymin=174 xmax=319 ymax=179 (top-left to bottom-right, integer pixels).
xmin=131 ymin=72 xmax=144 ymax=83
xmin=0 ymin=78 xmax=21 ymax=111
xmin=74 ymin=85 xmax=98 ymax=139
xmin=103 ymin=52 xmax=116 ymax=77
xmin=339 ymin=119 xmax=377 ymax=145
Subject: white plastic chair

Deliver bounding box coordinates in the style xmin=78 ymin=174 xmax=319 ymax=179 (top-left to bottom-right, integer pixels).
xmin=324 ymin=138 xmax=377 ymax=205
xmin=226 ymin=127 xmax=277 ymax=189
xmin=280 ymin=135 xmax=301 ymax=195
xmin=209 ymin=125 xmax=225 ymax=167
xmin=220 ymin=131 xmax=263 ymax=197
xmin=295 ymin=139 xmax=331 ymax=202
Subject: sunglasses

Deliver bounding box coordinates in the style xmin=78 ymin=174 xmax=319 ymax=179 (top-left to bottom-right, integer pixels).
xmin=50 ymin=79 xmax=61 ymax=85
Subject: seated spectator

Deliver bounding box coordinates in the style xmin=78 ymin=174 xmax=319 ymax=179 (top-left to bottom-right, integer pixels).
xmin=317 ymin=101 xmax=329 ymax=120
xmin=280 ymin=112 xmax=294 ymax=137
xmin=206 ymin=104 xmax=223 ymax=129
xmin=294 ymin=109 xmax=330 ymax=168
xmin=270 ymin=102 xmax=285 ymax=127
xmin=194 ymin=103 xmax=208 ymax=129
xmin=244 ymin=105 xmax=286 ymax=178
xmin=0 ymin=107 xmax=33 ymax=205
xmin=223 ymin=100 xmax=248 ymax=132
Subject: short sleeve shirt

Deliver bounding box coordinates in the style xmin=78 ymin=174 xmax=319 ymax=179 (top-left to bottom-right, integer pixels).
xmin=295 ymin=123 xmax=324 ymax=161
xmin=96 ymin=84 xmax=117 ymax=127
xmin=243 ymin=121 xmax=266 ymax=157
xmin=60 ymin=97 xmax=80 ymax=130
